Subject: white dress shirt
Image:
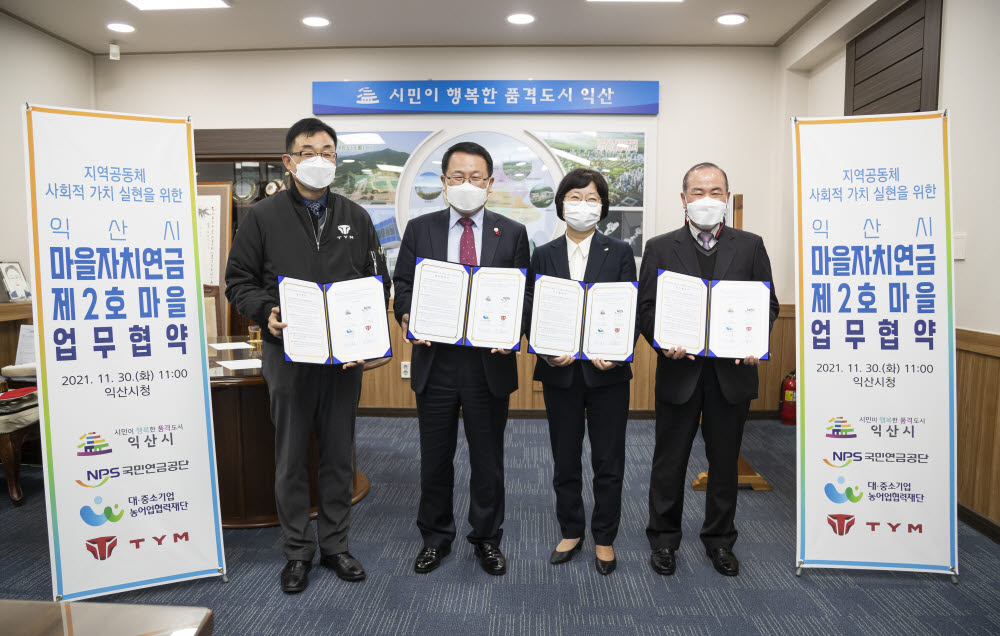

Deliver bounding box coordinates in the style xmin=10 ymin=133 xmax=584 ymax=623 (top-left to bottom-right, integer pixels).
xmin=447 ymin=207 xmax=484 ymax=264
xmin=567 ymin=231 xmax=594 ymax=281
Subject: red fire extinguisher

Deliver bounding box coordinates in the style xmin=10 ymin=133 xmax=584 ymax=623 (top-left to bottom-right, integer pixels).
xmin=780 ymin=370 xmax=796 ymax=425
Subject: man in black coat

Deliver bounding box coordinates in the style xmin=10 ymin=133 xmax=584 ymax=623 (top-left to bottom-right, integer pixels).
xmin=392 ymin=141 xmax=530 ymax=576
xmin=226 ymin=118 xmax=390 ymax=593
xmin=638 ymin=162 xmax=778 ymax=578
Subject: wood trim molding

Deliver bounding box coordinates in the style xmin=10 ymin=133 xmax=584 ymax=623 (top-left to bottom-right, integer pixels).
xmin=956 ymin=329 xmax=1000 ymax=358
xmin=0 ymin=303 xmax=32 ymax=322
xmin=958 ymin=504 xmax=1000 ymax=545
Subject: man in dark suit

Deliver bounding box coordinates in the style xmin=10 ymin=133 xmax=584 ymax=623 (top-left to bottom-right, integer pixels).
xmin=392 ymin=141 xmax=530 ymax=576
xmin=638 ymin=162 xmax=778 ymax=577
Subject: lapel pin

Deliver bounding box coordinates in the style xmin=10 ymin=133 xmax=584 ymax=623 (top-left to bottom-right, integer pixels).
xmin=493 ymin=227 xmax=499 ymax=235
xmin=604 ymin=247 xmax=609 ymax=251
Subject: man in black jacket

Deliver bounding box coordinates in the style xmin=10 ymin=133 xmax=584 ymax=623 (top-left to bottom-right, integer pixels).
xmin=392 ymin=141 xmax=530 ymax=576
xmin=638 ymin=162 xmax=778 ymax=578
xmin=225 ymin=118 xmax=390 ymax=593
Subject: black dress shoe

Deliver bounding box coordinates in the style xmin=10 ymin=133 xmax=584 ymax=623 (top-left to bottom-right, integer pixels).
xmin=707 ymin=547 xmax=740 ymax=577
xmin=595 ymin=556 xmax=617 ymax=576
xmin=549 ymin=540 xmax=582 ymax=565
xmin=473 ymin=542 xmax=507 ymax=575
xmin=280 ymin=559 xmax=311 ymax=593
xmin=320 ymin=552 xmax=366 ymax=581
xmin=650 ymin=548 xmax=677 ymax=575
xmin=414 ymin=546 xmax=450 ymax=574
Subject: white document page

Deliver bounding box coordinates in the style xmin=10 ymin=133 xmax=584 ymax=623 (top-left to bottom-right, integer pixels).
xmin=582 ymin=282 xmax=638 ymax=362
xmin=466 ymin=267 xmax=526 ymax=350
xmin=528 ymin=275 xmax=585 ymax=358
xmin=326 ymin=277 xmax=392 ymax=363
xmin=15 ymin=324 xmax=35 ymax=365
xmin=278 ymin=276 xmax=331 ymax=364
xmin=208 ymin=342 xmax=253 ymax=351
xmin=217 ymin=359 xmax=262 ymax=371
xmin=706 ymin=280 xmax=771 ymax=359
xmin=408 ymin=259 xmax=470 ymax=344
xmin=653 ymin=270 xmax=708 ymax=354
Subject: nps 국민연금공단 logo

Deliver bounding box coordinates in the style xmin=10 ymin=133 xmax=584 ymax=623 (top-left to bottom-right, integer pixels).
xmin=825 ymin=417 xmax=857 ymax=439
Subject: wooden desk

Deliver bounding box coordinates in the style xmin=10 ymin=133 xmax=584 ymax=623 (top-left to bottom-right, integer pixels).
xmin=208 ymin=336 xmax=370 ymax=528
xmin=2 ymin=599 xmax=213 ymax=636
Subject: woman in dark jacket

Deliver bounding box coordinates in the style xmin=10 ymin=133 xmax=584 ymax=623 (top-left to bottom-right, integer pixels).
xmin=529 ymin=168 xmax=636 ymax=575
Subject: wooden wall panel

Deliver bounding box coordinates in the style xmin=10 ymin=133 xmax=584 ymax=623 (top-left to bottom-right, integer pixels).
xmin=956 ymin=333 xmax=1000 ymax=527
xmin=844 ymin=0 xmax=941 ymax=116
xmin=358 ymin=305 xmax=797 ymax=415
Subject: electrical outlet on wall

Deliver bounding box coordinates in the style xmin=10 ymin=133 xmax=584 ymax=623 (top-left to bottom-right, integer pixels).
xmin=400 ymin=361 xmax=411 ymax=378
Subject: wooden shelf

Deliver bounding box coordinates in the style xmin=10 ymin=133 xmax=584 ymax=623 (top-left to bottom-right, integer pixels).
xmin=0 ymin=303 xmax=32 ymax=322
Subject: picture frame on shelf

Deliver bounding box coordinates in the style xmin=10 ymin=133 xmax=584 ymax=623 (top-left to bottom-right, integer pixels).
xmin=0 ymin=262 xmax=31 ymax=303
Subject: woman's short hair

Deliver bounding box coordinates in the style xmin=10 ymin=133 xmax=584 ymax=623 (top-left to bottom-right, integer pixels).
xmin=554 ymin=168 xmax=610 ymax=221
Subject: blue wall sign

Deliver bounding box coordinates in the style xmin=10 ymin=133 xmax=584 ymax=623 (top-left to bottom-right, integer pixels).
xmin=313 ymin=81 xmax=659 ymax=115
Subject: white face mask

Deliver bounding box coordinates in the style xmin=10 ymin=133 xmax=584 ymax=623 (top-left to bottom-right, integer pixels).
xmin=685 ymin=195 xmax=727 ymax=229
xmin=562 ymin=200 xmax=602 ymax=232
xmin=446 ymin=181 xmax=490 ymax=213
xmin=291 ymin=156 xmax=337 ymax=190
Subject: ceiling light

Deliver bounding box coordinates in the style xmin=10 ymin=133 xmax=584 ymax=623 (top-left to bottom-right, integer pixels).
xmin=507 ymin=14 xmax=535 ymax=25
xmin=125 ymin=0 xmax=229 ymax=9
xmin=717 ymin=13 xmax=748 ymax=25
xmin=586 ymin=1 xmax=683 ymax=3
xmin=107 ymin=23 xmax=135 ymax=33
xmin=302 ymin=16 xmax=330 ymax=27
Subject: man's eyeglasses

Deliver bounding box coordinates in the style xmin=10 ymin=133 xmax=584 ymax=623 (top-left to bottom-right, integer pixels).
xmin=289 ymin=151 xmax=338 ymax=161
xmin=445 ymin=175 xmax=489 ymax=186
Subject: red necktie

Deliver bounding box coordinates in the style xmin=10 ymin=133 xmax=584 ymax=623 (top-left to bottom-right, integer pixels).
xmin=458 ymin=217 xmax=477 ymax=266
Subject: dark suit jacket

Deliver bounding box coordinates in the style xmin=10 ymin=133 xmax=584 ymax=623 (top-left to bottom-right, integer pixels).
xmin=393 ymin=208 xmax=531 ymax=397
xmin=638 ymin=225 xmax=779 ymax=405
xmin=527 ymin=231 xmax=636 ymax=389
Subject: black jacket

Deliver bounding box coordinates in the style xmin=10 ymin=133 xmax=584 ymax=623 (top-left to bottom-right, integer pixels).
xmin=225 ymin=188 xmax=391 ymax=346
xmin=527 ymin=231 xmax=636 ymax=389
xmin=638 ymin=225 xmax=779 ymax=405
xmin=392 ymin=208 xmax=530 ymax=397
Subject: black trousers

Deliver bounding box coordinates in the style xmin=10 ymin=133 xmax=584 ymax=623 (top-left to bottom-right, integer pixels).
xmin=262 ymin=341 xmax=363 ymax=561
xmin=415 ymin=345 xmax=509 ymax=550
xmin=542 ymin=364 xmax=629 ymax=545
xmin=646 ymin=361 xmax=749 ymax=551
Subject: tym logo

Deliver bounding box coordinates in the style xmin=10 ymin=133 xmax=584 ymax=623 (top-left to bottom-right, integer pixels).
xmin=129 ymin=532 xmax=190 ymax=549
xmin=866 ymin=522 xmax=923 ymax=533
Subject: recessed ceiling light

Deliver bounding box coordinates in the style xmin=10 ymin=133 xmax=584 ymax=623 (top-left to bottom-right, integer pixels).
xmin=586 ymin=1 xmax=684 ymax=3
xmin=507 ymin=13 xmax=535 ymax=25
xmin=717 ymin=13 xmax=748 ymax=26
xmin=303 ymin=16 xmax=330 ymax=27
xmin=107 ymin=23 xmax=135 ymax=33
xmin=126 ymin=0 xmax=229 ymax=9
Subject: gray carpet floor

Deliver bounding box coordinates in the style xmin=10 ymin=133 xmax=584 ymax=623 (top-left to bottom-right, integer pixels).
xmin=2 ymin=417 xmax=999 ymax=635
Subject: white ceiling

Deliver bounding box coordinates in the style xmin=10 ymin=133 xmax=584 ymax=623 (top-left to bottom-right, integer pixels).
xmin=0 ymin=0 xmax=828 ymax=54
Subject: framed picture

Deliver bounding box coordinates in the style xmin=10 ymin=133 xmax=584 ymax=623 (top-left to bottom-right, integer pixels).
xmin=0 ymin=262 xmax=31 ymax=303
xmin=196 ymin=182 xmax=234 ymax=335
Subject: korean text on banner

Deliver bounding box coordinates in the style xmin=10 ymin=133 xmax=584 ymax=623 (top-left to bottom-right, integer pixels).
xmin=22 ymin=105 xmax=226 ymax=601
xmin=792 ymin=111 xmax=957 ymax=576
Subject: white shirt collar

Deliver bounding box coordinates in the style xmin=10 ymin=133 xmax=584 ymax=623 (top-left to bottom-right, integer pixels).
xmin=688 ymin=221 xmax=722 ymax=245
xmin=450 ymin=206 xmax=484 ymax=228
xmin=568 ymin=231 xmax=594 ymax=258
